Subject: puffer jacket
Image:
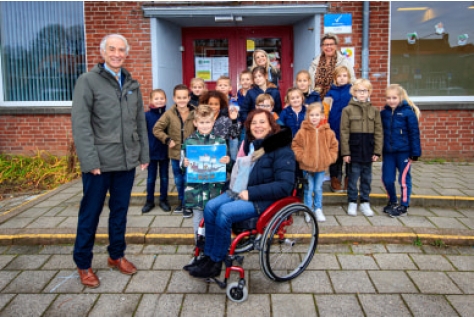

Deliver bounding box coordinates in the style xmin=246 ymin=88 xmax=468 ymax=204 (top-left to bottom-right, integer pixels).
xmin=303 ymin=90 xmax=321 ymax=105
xmin=72 ymin=63 xmax=149 ymax=173
xmin=340 ymin=98 xmax=383 ymax=163
xmin=326 ymin=83 xmax=352 ymax=142
xmin=244 ymin=128 xmax=295 ymax=214
xmin=153 ymin=104 xmax=195 ymax=160
xmin=292 ymin=120 xmax=339 ymax=172
xmin=381 ymin=100 xmax=421 ymax=156
xmin=240 ymin=83 xmax=282 ymax=123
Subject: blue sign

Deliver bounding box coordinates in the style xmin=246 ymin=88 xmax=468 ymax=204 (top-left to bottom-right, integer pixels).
xmin=324 ymin=13 xmax=352 ymax=34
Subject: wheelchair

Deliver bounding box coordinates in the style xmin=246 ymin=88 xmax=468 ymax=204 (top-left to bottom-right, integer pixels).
xmin=189 ymin=180 xmax=319 ymax=302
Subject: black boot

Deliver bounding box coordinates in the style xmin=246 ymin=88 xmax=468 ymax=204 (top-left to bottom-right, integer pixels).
xmin=383 ymin=201 xmax=398 ymax=214
xmin=141 ymin=201 xmax=155 ymax=213
xmin=189 ymin=258 xmax=222 ymax=279
xmin=183 ymin=255 xmax=210 ymax=272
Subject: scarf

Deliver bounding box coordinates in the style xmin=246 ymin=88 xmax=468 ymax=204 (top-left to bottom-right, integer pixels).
xmin=314 ymin=55 xmax=337 ymax=100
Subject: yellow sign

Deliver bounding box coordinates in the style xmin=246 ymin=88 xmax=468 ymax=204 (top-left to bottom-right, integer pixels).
xmin=246 ymin=39 xmax=255 ymax=52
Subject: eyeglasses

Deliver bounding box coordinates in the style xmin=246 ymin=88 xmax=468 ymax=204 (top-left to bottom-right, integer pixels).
xmin=355 ymin=90 xmax=369 ymax=94
xmin=257 ymin=104 xmax=272 ymax=108
xmin=322 ymin=43 xmax=336 ymax=47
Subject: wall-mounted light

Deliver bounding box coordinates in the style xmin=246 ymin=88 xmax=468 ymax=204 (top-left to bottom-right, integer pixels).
xmin=215 ymin=15 xmax=234 ymax=23
xmin=397 ymin=7 xmax=428 ymax=11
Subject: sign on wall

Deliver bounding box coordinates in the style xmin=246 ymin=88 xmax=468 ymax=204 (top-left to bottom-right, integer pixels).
xmin=340 ymin=47 xmax=355 ymax=67
xmin=324 ymin=13 xmax=352 ymax=34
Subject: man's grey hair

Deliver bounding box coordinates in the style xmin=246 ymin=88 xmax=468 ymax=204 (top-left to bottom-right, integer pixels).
xmin=100 ymin=34 xmax=130 ymax=54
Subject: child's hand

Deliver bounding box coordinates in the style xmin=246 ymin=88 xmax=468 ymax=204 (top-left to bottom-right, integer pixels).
xmin=343 ymin=156 xmax=351 ymax=163
xmin=219 ymin=156 xmax=230 ymax=164
xmin=372 ymin=155 xmax=379 ymax=162
xmin=183 ymin=158 xmax=189 ymax=167
xmin=229 ymin=107 xmax=239 ymax=120
xmin=168 ymin=140 xmax=176 ymax=149
xmin=238 ymin=190 xmax=249 ymax=201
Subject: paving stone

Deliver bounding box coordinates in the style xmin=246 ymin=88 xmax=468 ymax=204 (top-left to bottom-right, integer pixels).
xmin=410 ymin=254 xmax=454 ymax=271
xmin=249 ymin=270 xmax=291 ymax=294
xmin=90 ymin=269 xmax=132 ymax=293
xmin=43 ymin=206 xmax=67 ymax=217
xmin=368 ymin=270 xmax=418 ymax=293
xmin=56 ymin=206 xmax=80 ymax=217
xmin=166 ymin=271 xmax=207 ymax=294
xmin=150 ymin=216 xmax=183 ymax=227
xmin=308 ymin=253 xmax=340 ymax=270
xmin=337 ymin=255 xmax=379 ymax=270
xmin=402 ymin=206 xmax=435 ymax=217
xmin=44 ymin=293 xmax=97 ymax=316
xmin=88 ymin=294 xmax=141 ymax=317
xmin=42 ymin=255 xmax=76 ymax=270
xmin=142 ymin=245 xmax=178 ymax=254
xmin=153 ymin=254 xmax=193 ymax=270
xmin=290 ymin=270 xmax=333 ymax=293
xmin=457 ymin=208 xmax=474 ymax=218
xmin=125 ymin=270 xmax=171 ymax=293
xmin=402 ymin=294 xmax=458 ymax=317
xmin=126 ymin=216 xmax=154 ymax=228
xmin=407 ymin=271 xmax=462 ymax=294
xmin=373 ymin=253 xmax=417 ymax=270
xmin=226 ymin=294 xmax=270 ymax=317
xmin=336 ymin=215 xmax=372 ymax=226
xmin=0 ymin=255 xmax=14 ymax=269
xmin=456 ymin=246 xmax=474 ymax=255
xmin=43 ymin=270 xmax=84 ymax=293
xmin=0 ymin=217 xmax=35 ymax=229
xmin=26 ymin=216 xmax=66 ymax=228
xmin=5 ymin=255 xmax=50 ymax=270
xmin=446 ymin=272 xmax=474 ymax=294
xmin=39 ymin=245 xmax=74 ymax=255
xmin=316 ymin=294 xmax=364 ymax=317
xmin=0 ymin=294 xmax=15 ymax=313
xmin=91 ymin=254 xmax=110 ymax=270
xmin=15 ymin=207 xmax=50 ymax=218
xmin=351 ymin=244 xmax=387 ymax=254
xmin=428 ymin=217 xmax=468 ymax=229
xmin=55 ymin=217 xmax=78 ymax=228
xmin=0 ymin=271 xmax=19 ymax=291
xmin=0 ymin=294 xmax=57 ymax=317
xmin=421 ymin=245 xmax=461 ymax=255
xmin=429 ymin=208 xmax=465 ymax=218
xmin=176 ymin=245 xmax=195 ymax=254
xmin=385 ymin=244 xmax=423 ymax=254
xmin=2 ymin=270 xmax=57 ymax=293
xmin=459 ymin=217 xmax=474 ymax=229
xmin=446 ymin=295 xmax=474 ymax=317
xmin=318 ymin=215 xmax=340 ymax=227
xmin=272 ymin=294 xmax=316 ymax=317
xmin=92 ymin=245 xmax=108 ymax=254
xmin=329 ymin=271 xmax=376 ymax=293
xmin=135 ymin=294 xmax=183 ymax=317
xmin=398 ymin=216 xmax=436 ymax=228
xmin=446 ymin=255 xmax=474 ymax=271
xmin=359 ymin=294 xmax=412 ymax=317
xmin=180 ymin=294 xmax=226 ymax=317
xmin=316 ymin=244 xmax=351 ymax=254
xmin=124 ymin=244 xmax=144 ymax=255
xmin=368 ymin=216 xmax=405 ymax=227
xmin=0 ymin=246 xmax=8 ymax=254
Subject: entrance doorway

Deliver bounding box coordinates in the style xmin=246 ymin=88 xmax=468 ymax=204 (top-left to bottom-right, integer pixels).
xmin=182 ymin=26 xmax=293 ymax=100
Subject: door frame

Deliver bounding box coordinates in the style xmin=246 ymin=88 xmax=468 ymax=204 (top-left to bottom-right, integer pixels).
xmin=182 ymin=26 xmax=293 ymax=97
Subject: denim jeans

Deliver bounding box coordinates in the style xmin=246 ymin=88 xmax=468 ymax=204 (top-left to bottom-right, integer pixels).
xmin=347 ymin=162 xmax=372 ymax=203
xmin=329 ymin=150 xmax=348 ymax=180
xmin=171 ymin=159 xmax=185 ymax=201
xmin=146 ymin=159 xmax=170 ymax=203
xmin=381 ymin=151 xmax=412 ymax=206
xmin=228 ymin=137 xmax=239 ymax=162
xmin=204 ymin=192 xmax=258 ymax=262
xmin=303 ymin=170 xmax=325 ymax=210
xmin=73 ymin=168 xmax=135 ymax=269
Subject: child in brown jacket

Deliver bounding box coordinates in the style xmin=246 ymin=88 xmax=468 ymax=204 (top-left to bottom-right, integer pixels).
xmin=292 ymin=102 xmax=338 ymax=222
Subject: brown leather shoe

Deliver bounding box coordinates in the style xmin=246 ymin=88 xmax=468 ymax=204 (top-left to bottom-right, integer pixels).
xmin=77 ymin=268 xmax=100 ymax=288
xmin=107 ymin=257 xmax=137 ymax=275
xmin=330 ymin=177 xmax=342 ymax=192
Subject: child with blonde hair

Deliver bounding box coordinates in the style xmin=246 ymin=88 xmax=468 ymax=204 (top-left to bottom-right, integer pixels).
xmin=381 ymin=84 xmax=421 ymax=217
xmin=292 ymin=102 xmax=338 ymax=222
xmin=278 ymin=87 xmax=306 ymax=137
xmin=295 ymin=70 xmax=320 ymax=106
xmin=189 ymin=78 xmax=206 ymax=108
xmin=340 ymin=79 xmax=383 ymax=217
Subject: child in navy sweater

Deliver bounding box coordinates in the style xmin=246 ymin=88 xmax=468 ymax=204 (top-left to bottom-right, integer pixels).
xmin=142 ymin=89 xmax=171 ymax=213
xmin=278 ymin=87 xmax=306 ymax=137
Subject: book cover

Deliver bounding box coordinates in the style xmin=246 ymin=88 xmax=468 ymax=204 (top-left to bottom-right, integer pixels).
xmin=186 ymin=144 xmax=227 ymax=183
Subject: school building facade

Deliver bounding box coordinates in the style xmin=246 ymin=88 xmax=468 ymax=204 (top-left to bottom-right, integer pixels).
xmin=0 ymin=1 xmax=472 ymax=160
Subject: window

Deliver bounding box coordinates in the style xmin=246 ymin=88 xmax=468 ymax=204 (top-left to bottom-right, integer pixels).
xmin=0 ymin=2 xmax=85 ymax=105
xmin=390 ymin=2 xmax=474 ymax=99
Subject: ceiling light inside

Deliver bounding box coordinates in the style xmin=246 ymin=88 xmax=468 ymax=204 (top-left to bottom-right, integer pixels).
xmin=397 ymin=7 xmax=428 ymax=11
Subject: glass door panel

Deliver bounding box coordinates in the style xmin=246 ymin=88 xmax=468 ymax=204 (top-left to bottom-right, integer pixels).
xmin=193 ymin=39 xmax=229 ymax=82
xmin=246 ymin=37 xmax=282 ymax=87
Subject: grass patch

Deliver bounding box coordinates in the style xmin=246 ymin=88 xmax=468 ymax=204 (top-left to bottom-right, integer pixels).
xmin=0 ymin=143 xmax=80 ymax=199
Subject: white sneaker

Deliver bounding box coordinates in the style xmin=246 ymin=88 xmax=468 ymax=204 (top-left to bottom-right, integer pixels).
xmin=347 ymin=202 xmax=357 ymax=216
xmin=304 ymin=212 xmax=312 ymax=223
xmin=315 ymin=208 xmax=326 ymax=222
xmin=360 ymin=202 xmax=374 ymax=217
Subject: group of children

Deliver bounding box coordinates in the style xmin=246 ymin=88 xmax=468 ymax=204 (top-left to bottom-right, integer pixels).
xmin=141 ymin=62 xmax=421 ymax=228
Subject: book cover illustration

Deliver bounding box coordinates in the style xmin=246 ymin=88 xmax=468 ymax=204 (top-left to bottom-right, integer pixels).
xmin=186 ymin=144 xmax=227 ymax=183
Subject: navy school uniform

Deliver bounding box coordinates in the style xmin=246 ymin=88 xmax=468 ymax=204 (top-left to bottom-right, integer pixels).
xmin=239 ymin=84 xmax=282 ymax=123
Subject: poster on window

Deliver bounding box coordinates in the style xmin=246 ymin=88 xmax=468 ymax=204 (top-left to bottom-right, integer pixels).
xmin=195 ymin=58 xmax=212 ymax=81
xmin=211 ymin=57 xmax=229 ymax=81
xmin=186 ymin=144 xmax=227 ymax=183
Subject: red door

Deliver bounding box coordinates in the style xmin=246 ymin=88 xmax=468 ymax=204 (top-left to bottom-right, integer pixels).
xmin=182 ymin=26 xmax=293 ymax=101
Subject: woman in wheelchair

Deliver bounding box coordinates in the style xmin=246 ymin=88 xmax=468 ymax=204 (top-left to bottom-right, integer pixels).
xmin=184 ymin=109 xmax=296 ymax=279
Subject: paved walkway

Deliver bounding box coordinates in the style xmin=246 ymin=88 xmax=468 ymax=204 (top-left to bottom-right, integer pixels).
xmin=0 ymin=161 xmax=473 ymax=246
xmin=0 ymin=243 xmax=472 ymax=316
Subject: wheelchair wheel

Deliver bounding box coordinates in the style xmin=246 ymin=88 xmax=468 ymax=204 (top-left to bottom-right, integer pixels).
xmin=259 ymin=203 xmax=318 ymax=282
xmin=226 ymin=279 xmax=248 ymax=302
